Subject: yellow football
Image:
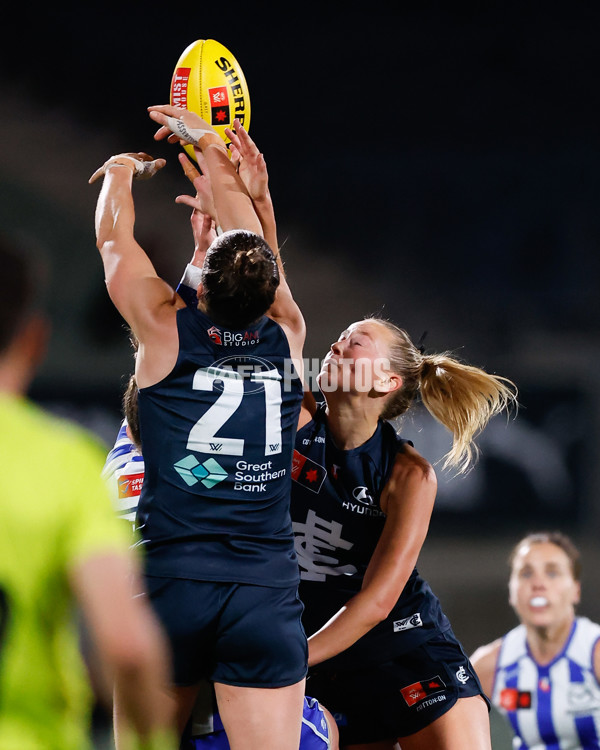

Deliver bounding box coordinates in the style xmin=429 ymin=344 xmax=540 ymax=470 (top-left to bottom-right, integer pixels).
xmin=170 ymin=39 xmax=251 ymax=161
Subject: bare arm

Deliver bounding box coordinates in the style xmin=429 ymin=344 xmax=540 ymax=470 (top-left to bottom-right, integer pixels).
xmin=91 ymin=153 xmax=185 ymax=387
xmin=69 ymin=551 xmax=175 ymax=749
xmin=470 ymin=639 xmax=502 ymax=697
xmin=91 ymin=154 xmax=180 ymax=340
xmin=148 ymin=106 xmax=261 ymax=236
xmin=225 ymin=120 xmax=305 ymax=342
xmin=297 ymin=391 xmax=318 ymax=430
xmin=225 ymin=122 xmax=278 ymax=252
xmin=307 ymin=445 xmax=437 ymax=666
xmin=149 ymin=107 xmax=306 ymax=368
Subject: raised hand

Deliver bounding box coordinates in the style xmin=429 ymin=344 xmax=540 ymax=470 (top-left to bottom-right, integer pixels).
xmin=148 ymin=105 xmax=225 ymax=151
xmin=225 ymin=119 xmax=269 ymax=203
xmin=175 ymin=152 xmax=217 ymax=222
xmin=89 ymin=152 xmax=166 ymax=184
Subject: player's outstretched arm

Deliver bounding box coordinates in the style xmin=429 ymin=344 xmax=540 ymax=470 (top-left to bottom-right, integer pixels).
xmin=148 ymin=105 xmax=262 ymax=237
xmin=225 ymin=119 xmax=277 ymax=252
xmin=224 ymin=119 xmax=304 ymax=342
xmin=173 ymin=153 xmax=218 ymax=308
xmin=150 ymin=107 xmax=305 ymax=362
xmin=89 ymin=152 xmax=178 ymax=341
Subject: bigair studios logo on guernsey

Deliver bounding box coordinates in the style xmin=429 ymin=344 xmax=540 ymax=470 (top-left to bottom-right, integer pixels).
xmin=207 ymin=326 xmax=222 ymax=345
xmin=207 ymin=325 xmax=259 ymax=347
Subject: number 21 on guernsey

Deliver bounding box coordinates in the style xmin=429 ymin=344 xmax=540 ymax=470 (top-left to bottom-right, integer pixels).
xmin=187 ymin=366 xmax=283 ymax=457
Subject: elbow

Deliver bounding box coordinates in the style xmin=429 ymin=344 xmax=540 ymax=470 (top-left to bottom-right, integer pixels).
xmin=376 ymin=599 xmax=396 ymax=624
xmin=365 ymin=597 xmax=395 ymax=628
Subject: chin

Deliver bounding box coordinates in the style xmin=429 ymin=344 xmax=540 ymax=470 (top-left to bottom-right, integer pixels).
xmin=526 ymin=610 xmax=556 ymax=627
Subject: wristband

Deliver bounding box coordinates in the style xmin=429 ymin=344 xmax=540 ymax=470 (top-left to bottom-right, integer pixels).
xmin=180 ymin=263 xmax=203 ymax=289
xmin=104 ymin=161 xmax=136 ymax=174
xmin=105 ymin=156 xmax=158 ymax=179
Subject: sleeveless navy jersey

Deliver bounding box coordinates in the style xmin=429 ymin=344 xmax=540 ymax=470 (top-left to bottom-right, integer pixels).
xmin=137 ymin=306 xmax=303 ymax=587
xmin=291 ymin=404 xmax=451 ymax=670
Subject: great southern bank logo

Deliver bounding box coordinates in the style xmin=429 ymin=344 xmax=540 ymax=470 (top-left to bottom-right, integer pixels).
xmin=174 ymin=456 xmax=227 ymax=488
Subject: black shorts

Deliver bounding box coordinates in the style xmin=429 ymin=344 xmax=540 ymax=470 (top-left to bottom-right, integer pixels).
xmin=306 ymin=628 xmax=489 ymax=744
xmin=145 ymin=576 xmax=308 ymax=688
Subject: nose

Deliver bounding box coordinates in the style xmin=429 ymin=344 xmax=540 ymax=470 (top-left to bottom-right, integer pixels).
xmin=530 ymin=573 xmax=546 ymax=590
xmin=330 ymin=341 xmax=342 ymax=355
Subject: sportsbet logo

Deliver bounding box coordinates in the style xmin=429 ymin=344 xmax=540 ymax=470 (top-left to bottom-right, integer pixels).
xmin=174 ymin=456 xmax=227 ymax=489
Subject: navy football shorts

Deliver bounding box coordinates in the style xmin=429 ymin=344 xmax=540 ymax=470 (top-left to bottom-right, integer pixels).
xmin=145 ymin=576 xmax=308 ymax=688
xmin=306 ymin=628 xmax=489 ymax=744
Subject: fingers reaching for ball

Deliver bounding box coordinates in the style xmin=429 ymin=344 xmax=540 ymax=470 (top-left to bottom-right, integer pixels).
xmin=148 ymin=105 xmax=225 ymax=152
xmin=178 ymin=152 xmax=200 ymax=184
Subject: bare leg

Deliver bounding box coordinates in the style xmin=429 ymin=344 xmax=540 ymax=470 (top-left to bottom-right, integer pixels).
xmin=215 ymin=678 xmax=305 ymax=750
xmin=343 ymin=742 xmax=396 ymax=750
xmin=172 ymin=684 xmax=202 ymax=736
xmin=398 ymin=696 xmax=491 ymax=750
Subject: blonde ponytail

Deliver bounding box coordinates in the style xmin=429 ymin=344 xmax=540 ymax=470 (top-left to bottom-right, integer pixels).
xmin=419 ymin=354 xmax=516 ymax=473
xmin=366 ymin=318 xmax=517 ymax=474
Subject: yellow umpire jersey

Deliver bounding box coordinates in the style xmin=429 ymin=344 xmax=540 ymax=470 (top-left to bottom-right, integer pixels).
xmin=0 ymin=394 xmax=131 ymax=750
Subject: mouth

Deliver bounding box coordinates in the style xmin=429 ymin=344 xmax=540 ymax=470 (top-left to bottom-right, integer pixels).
xmin=530 ymin=596 xmax=549 ymax=608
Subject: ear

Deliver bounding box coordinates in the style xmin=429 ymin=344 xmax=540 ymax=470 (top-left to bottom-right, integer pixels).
xmin=373 ymin=372 xmax=403 ymax=395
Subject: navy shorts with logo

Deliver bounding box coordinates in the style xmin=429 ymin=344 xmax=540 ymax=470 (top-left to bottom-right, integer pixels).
xmin=306 ymin=628 xmax=489 ymax=744
xmin=145 ymin=576 xmax=308 ymax=688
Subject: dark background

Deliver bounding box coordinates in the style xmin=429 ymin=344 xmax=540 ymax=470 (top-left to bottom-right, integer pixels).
xmin=1 ymin=6 xmax=599 ymax=743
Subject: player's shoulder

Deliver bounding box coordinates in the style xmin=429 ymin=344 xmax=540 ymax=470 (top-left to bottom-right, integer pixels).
xmin=390 ymin=441 xmax=436 ymax=486
xmin=471 ymin=637 xmax=503 ymax=669
xmin=470 ymin=637 xmax=503 ymax=695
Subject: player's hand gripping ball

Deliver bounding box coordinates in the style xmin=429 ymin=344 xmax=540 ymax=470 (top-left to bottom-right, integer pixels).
xmin=170 ymin=39 xmax=251 ymax=161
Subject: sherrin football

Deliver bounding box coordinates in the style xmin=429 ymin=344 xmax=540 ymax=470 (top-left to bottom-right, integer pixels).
xmin=170 ymin=39 xmax=251 ymax=160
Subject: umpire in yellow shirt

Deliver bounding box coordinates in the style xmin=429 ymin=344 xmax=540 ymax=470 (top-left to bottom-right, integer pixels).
xmin=0 ymin=236 xmax=177 ymax=750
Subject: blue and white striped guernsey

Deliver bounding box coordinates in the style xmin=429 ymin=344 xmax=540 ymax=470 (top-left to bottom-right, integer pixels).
xmin=492 ymin=617 xmax=600 ymax=749
xmin=101 ymin=419 xmax=144 ymax=528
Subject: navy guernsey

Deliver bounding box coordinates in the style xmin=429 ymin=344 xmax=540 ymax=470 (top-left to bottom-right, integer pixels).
xmin=137 ymin=306 xmax=303 ymax=587
xmin=291 ymin=404 xmax=451 ymax=670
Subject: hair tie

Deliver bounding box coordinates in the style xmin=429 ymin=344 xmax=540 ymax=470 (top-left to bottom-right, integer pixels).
xmin=416 ymin=330 xmax=428 ymax=355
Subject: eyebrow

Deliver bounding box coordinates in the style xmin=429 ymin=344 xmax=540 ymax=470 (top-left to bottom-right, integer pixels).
xmin=343 ymin=328 xmax=373 ymax=340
